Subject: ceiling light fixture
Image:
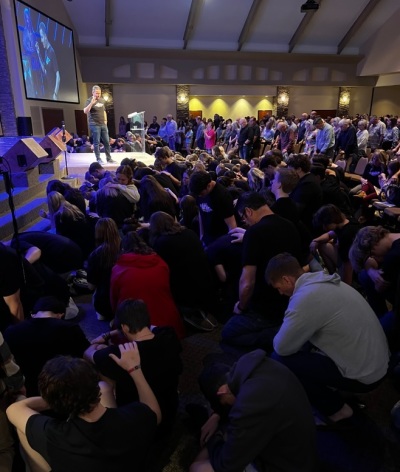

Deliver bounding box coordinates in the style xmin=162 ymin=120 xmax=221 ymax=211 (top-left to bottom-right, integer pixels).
xmin=300 ymin=0 xmax=319 ymax=13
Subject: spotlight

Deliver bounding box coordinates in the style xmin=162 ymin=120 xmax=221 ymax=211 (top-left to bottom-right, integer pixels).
xmin=301 ymin=0 xmax=319 ymax=13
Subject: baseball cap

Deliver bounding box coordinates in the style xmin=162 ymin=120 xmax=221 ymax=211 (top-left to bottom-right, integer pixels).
xmin=32 ymin=296 xmax=66 ymax=315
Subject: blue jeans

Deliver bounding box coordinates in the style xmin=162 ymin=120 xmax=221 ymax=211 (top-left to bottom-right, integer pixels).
xmin=221 ymin=311 xmax=281 ymax=357
xmin=90 ymin=124 xmax=112 ymax=161
xmin=271 ymin=351 xmax=384 ymax=416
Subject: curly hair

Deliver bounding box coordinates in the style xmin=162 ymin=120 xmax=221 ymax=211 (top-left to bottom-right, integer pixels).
xmin=38 ymin=356 xmax=100 ymax=418
xmin=348 ymin=226 xmax=389 ymax=272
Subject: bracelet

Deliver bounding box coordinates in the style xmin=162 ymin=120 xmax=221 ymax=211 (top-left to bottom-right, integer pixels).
xmin=127 ymin=365 xmax=141 ymax=374
xmin=101 ymin=332 xmax=111 ymax=343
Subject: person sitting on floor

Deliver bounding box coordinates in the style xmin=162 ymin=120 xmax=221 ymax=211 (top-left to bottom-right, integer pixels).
xmin=220 ymin=192 xmax=302 ymax=356
xmin=7 ymin=343 xmax=161 ymax=472
xmin=4 ymin=296 xmax=89 ymax=396
xmin=190 ymin=349 xmax=317 ymax=472
xmin=265 ymin=253 xmax=390 ymax=425
xmin=84 ymin=299 xmax=182 ymax=437
xmin=110 ymin=231 xmax=185 ymax=338
xmin=87 ymin=218 xmax=121 ymax=321
xmin=349 ymin=226 xmax=400 ymax=343
xmin=311 ymin=204 xmax=360 ymax=285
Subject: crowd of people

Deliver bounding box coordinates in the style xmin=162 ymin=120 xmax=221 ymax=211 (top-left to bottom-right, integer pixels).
xmin=1 ymin=109 xmax=400 ymax=471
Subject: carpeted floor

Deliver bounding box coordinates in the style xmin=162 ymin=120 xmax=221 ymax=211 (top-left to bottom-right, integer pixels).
xmin=74 ymin=291 xmax=400 ymax=472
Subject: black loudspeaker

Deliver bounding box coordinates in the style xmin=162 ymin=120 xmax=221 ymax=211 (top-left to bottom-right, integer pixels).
xmin=17 ymin=117 xmax=33 ymax=136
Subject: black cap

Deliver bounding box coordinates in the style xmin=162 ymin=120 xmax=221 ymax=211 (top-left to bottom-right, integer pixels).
xmin=32 ymin=296 xmax=66 ymax=315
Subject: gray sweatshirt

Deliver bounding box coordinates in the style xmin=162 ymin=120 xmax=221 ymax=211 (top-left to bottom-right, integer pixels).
xmin=273 ymin=272 xmax=389 ymax=384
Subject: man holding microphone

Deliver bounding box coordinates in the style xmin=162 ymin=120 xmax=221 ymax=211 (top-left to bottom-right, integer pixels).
xmin=84 ymin=85 xmax=116 ymax=164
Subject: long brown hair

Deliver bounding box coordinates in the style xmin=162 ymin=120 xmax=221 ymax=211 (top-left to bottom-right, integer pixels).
xmin=149 ymin=211 xmax=183 ymax=246
xmin=93 ymin=217 xmax=121 ymax=268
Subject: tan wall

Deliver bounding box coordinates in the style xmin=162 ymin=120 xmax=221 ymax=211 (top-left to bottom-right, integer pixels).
xmin=371 ymin=86 xmax=400 ymax=117
xmin=112 ymin=84 xmax=177 ymax=125
xmin=189 ymin=97 xmax=274 ymax=120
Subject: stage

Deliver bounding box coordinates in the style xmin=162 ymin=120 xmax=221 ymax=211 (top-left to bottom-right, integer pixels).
xmin=58 ymin=151 xmax=155 ymax=183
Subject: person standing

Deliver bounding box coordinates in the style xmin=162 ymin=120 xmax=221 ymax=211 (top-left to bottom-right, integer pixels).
xmin=84 ymin=85 xmax=116 ymax=164
xmin=35 ymin=22 xmax=60 ymax=100
xmin=165 ymin=114 xmax=178 ymax=151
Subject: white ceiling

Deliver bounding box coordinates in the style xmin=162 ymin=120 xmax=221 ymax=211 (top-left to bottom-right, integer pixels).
xmin=62 ymin=0 xmax=398 ymax=57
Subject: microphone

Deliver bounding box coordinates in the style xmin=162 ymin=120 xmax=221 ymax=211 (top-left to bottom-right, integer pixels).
xmin=61 ymin=121 xmax=66 ymax=142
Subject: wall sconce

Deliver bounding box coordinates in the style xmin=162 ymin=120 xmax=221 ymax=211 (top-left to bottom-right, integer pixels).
xmin=277 ymin=92 xmax=289 ymax=107
xmin=339 ymin=91 xmax=350 ymax=107
xmin=178 ymin=93 xmax=189 ymax=104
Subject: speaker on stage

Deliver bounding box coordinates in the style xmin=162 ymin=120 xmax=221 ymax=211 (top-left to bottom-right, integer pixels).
xmin=1 ymin=138 xmax=49 ymax=173
xmin=17 ymin=117 xmax=33 ymax=136
xmin=48 ymin=127 xmax=72 ymax=146
xmin=39 ymin=135 xmax=64 ymax=158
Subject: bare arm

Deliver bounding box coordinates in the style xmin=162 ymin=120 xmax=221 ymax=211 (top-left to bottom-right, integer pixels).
xmin=4 ymin=290 xmax=24 ymax=322
xmin=237 ymin=265 xmax=257 ymax=312
xmin=6 ymin=397 xmax=49 ymax=434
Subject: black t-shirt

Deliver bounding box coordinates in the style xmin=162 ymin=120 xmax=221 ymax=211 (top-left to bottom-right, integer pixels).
xmin=165 ymin=161 xmax=184 ymax=182
xmin=86 ymin=246 xmax=114 ymax=319
xmin=152 ymin=229 xmax=214 ymax=307
xmin=290 ymin=173 xmax=323 ymax=230
xmin=0 ymin=244 xmax=22 ymax=331
xmin=85 ymin=97 xmax=107 ymax=126
xmin=271 ymin=198 xmax=312 ymax=266
xmin=11 ymin=231 xmax=83 ymax=273
xmin=26 ymin=403 xmax=157 ymax=472
xmin=196 ymin=182 xmax=235 ymax=247
xmin=242 ymin=214 xmax=302 ymax=322
xmin=335 ymin=221 xmax=360 ymax=262
xmin=4 ymin=318 xmax=89 ymax=396
xmin=93 ymin=327 xmax=182 ymax=434
xmin=147 ymin=122 xmax=160 ymax=135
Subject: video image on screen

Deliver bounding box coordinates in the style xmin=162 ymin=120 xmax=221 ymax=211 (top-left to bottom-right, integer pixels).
xmin=14 ymin=0 xmax=80 ymax=104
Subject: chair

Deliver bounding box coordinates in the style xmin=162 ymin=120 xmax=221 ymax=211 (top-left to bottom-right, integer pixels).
xmin=336 ymin=160 xmax=346 ymax=171
xmin=293 ymin=142 xmax=304 ymax=154
xmin=353 ymin=156 xmax=369 ymax=176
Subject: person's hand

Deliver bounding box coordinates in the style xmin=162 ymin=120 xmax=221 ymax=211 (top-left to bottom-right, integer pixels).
xmin=91 ymin=333 xmax=110 ymax=345
xmin=360 ymin=178 xmax=368 ymax=186
xmin=109 ymin=342 xmax=141 ymax=371
xmin=233 ymin=301 xmax=245 ymax=314
xmin=309 ymin=240 xmax=319 ymax=253
xmin=367 ymin=268 xmax=390 ymax=293
xmin=200 ymin=413 xmax=220 ymax=446
xmin=229 ymin=227 xmax=246 ymax=244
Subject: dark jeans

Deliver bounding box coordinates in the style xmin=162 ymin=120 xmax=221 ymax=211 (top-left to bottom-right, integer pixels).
xmin=271 ymin=351 xmax=384 ymax=416
xmin=90 ymin=123 xmax=112 ymax=161
xmin=221 ymin=311 xmax=281 ymax=357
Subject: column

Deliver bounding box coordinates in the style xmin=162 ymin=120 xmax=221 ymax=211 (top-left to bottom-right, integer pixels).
xmin=276 ymin=86 xmax=290 ymax=119
xmin=176 ymin=84 xmax=190 ymax=122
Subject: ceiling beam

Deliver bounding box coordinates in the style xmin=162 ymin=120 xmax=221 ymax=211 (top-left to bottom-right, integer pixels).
xmin=237 ymin=0 xmax=264 ymax=52
xmin=288 ymin=0 xmax=323 ymax=53
xmin=105 ymin=0 xmax=112 ymax=47
xmin=183 ymin=0 xmax=205 ymax=50
xmin=337 ymin=0 xmax=380 ymax=55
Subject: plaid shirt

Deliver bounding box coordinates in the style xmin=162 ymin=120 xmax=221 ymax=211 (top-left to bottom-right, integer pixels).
xmin=0 ymin=331 xmax=24 ymax=397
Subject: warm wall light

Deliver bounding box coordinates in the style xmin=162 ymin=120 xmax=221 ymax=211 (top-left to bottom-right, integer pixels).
xmin=277 ymin=92 xmax=289 ymax=107
xmin=339 ymin=91 xmax=350 ymax=106
xmin=178 ymin=93 xmax=188 ymax=103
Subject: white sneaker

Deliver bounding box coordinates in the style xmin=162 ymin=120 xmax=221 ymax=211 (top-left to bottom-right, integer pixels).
xmin=65 ymin=297 xmax=79 ymax=320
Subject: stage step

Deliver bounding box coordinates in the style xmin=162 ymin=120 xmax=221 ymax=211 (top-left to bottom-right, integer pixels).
xmin=0 ymin=196 xmax=48 ymax=241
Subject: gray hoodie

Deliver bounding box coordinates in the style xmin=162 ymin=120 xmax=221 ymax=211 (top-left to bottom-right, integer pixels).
xmin=273 ymin=272 xmax=389 ymax=384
